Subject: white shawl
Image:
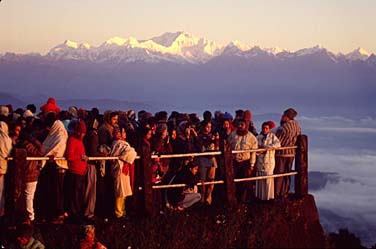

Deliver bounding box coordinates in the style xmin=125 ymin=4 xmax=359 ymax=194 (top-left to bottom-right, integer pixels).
xmin=0 ymin=121 xmax=12 ymax=174
xmin=41 ymin=120 xmax=68 ymax=169
xmin=110 ymin=139 xmax=137 ymax=198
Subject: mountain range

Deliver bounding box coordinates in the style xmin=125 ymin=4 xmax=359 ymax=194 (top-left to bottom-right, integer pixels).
xmin=1 ymin=31 xmax=375 ymax=116
xmin=1 ymin=31 xmax=375 ymax=64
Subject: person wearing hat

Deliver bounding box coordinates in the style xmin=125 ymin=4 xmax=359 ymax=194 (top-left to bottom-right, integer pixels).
xmin=227 ymin=118 xmax=258 ymax=203
xmin=65 ymin=120 xmax=88 ymax=223
xmin=255 ymin=121 xmax=281 ymax=201
xmin=40 ymin=97 xmax=61 ymax=116
xmin=274 ymin=108 xmax=301 ymax=199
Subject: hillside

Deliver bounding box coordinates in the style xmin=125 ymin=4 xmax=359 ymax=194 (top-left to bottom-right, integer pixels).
xmin=2 ymin=195 xmax=327 ymax=248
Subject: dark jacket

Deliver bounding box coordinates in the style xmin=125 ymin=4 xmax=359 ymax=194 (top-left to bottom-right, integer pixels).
xmin=21 ymin=138 xmax=45 ymax=183
xmin=167 ymin=167 xmax=199 ymax=204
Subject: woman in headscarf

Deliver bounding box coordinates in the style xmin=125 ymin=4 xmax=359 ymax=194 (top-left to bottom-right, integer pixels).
xmin=0 ymin=121 xmax=12 ymax=218
xmin=38 ymin=113 xmax=68 ymax=223
xmin=255 ymin=121 xmax=281 ymax=201
xmin=110 ymin=126 xmax=137 ymax=219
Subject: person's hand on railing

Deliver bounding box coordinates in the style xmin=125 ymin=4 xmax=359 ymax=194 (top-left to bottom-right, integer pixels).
xmin=48 ymin=155 xmax=55 ymax=163
xmin=81 ymin=155 xmax=89 ymax=162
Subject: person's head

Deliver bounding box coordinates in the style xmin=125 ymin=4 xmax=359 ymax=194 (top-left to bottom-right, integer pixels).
xmin=156 ymin=124 xmax=168 ymax=139
xmin=138 ymin=110 xmax=146 ymax=121
xmin=139 ymin=125 xmax=153 ymax=141
xmin=184 ymin=124 xmax=192 ymax=137
xmin=235 ymin=109 xmax=244 ymax=119
xmin=90 ymin=108 xmax=100 ymax=119
xmin=203 ymin=111 xmax=212 ymax=122
xmin=237 ymin=119 xmax=247 ymax=132
xmin=74 ymin=120 xmax=87 ymax=140
xmin=201 ymin=121 xmax=212 ymax=134
xmin=223 ymin=120 xmax=231 ymax=130
xmin=45 ymin=112 xmax=57 ymax=128
xmin=187 ymin=161 xmax=199 ymax=175
xmin=170 ymin=129 xmax=177 ymax=140
xmin=16 ymin=224 xmax=33 ymax=246
xmin=244 ymin=110 xmax=252 ymax=122
xmin=10 ymin=122 xmax=22 ymax=138
xmin=109 ymin=111 xmax=119 ymax=127
xmin=26 ymin=104 xmax=36 ymax=114
xmin=113 ymin=125 xmax=126 ymax=141
xmin=281 ymin=108 xmax=298 ymax=124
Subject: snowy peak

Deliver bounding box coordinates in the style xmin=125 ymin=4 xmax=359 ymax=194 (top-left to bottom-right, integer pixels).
xmin=64 ymin=40 xmax=79 ymax=49
xmin=229 ymin=40 xmax=252 ymax=51
xmin=346 ymin=47 xmax=370 ymax=61
xmin=104 ymin=37 xmax=127 ymax=46
xmin=41 ymin=32 xmax=373 ymax=64
xmin=295 ymin=45 xmax=326 ymax=56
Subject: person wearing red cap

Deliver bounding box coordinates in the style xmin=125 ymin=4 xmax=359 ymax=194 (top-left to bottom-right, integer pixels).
xmin=40 ymin=97 xmax=61 ymax=115
xmin=65 ymin=120 xmax=88 ymax=223
xmin=255 ymin=121 xmax=281 ymax=201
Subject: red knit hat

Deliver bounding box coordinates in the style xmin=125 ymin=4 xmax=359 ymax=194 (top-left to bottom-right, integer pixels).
xmin=267 ymin=120 xmax=275 ymax=129
xmin=244 ymin=110 xmax=252 ymax=121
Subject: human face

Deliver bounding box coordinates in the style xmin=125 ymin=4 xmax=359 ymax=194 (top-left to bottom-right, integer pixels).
xmin=262 ymin=125 xmax=270 ymax=135
xmin=171 ymin=130 xmax=177 ymax=140
xmin=114 ymin=130 xmax=122 ymax=140
xmin=161 ymin=129 xmax=168 ymax=139
xmin=14 ymin=125 xmax=21 ymax=137
xmin=223 ymin=120 xmax=230 ymax=130
xmin=190 ymin=165 xmax=199 ymax=175
xmin=204 ymin=123 xmax=212 ymax=134
xmin=110 ymin=115 xmax=119 ymax=126
xmin=237 ymin=121 xmax=246 ymax=131
xmin=121 ymin=128 xmax=127 ymax=140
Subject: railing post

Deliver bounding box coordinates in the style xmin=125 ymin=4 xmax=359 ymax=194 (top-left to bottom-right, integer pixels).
xmin=223 ymin=141 xmax=237 ymax=205
xmin=13 ymin=148 xmax=27 ymax=207
xmin=142 ymin=147 xmax=154 ymax=216
xmin=295 ymin=135 xmax=308 ymax=197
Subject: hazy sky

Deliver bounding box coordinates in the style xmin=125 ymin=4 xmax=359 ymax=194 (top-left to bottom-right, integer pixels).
xmin=1 ymin=0 xmax=375 ymax=54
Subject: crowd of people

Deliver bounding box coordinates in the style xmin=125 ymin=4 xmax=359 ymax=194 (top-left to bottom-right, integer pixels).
xmin=0 ymin=97 xmax=301 ymax=230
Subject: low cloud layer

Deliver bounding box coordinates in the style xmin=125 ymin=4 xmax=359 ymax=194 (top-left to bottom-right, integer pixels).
xmin=310 ymin=150 xmax=376 ymax=246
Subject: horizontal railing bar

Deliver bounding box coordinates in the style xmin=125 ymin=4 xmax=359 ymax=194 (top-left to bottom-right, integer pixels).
xmin=142 ymin=172 xmax=298 ymax=190
xmin=233 ymin=171 xmax=298 ymax=183
xmin=151 ymin=151 xmax=222 ymax=159
xmin=4 ymin=146 xmax=297 ymax=161
xmin=151 ymin=180 xmax=225 ymax=189
xmin=231 ymin=146 xmax=297 ymax=154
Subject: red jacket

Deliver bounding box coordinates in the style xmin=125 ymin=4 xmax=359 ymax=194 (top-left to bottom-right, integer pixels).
xmin=40 ymin=97 xmax=61 ymax=114
xmin=66 ymin=136 xmax=87 ymax=175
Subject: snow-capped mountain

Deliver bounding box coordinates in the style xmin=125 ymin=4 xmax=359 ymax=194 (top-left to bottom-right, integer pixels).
xmin=1 ymin=32 xmax=374 ymax=64
xmin=345 ymin=48 xmax=370 ymax=61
